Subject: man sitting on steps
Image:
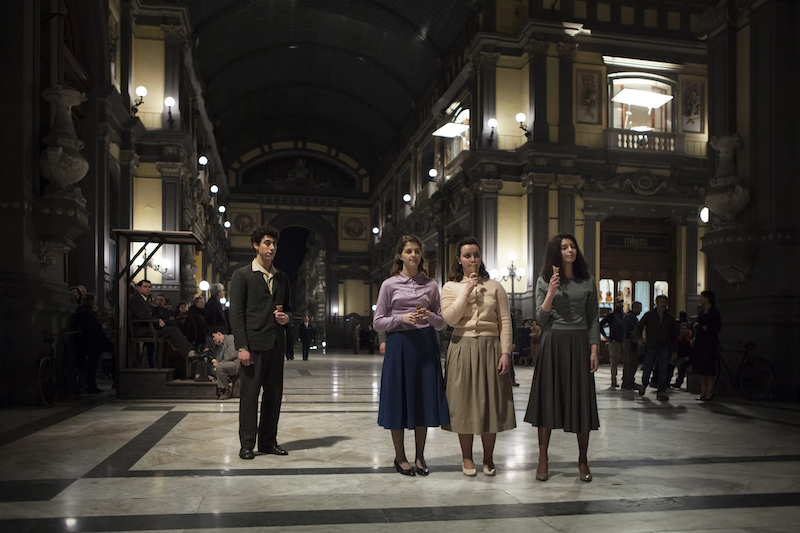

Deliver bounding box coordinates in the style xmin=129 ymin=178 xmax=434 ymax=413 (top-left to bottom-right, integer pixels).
xmin=128 ymin=280 xmax=209 ymax=367
xmin=211 ymin=325 xmax=240 ymax=400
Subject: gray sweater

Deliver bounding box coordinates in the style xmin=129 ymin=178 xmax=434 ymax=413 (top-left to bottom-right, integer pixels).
xmin=535 ymin=275 xmax=600 ymax=346
xmin=213 ymin=335 xmax=238 ymax=363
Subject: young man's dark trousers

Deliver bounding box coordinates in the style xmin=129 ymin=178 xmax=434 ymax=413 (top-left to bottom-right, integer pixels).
xmin=641 ymin=345 xmax=671 ymax=393
xmin=239 ymin=345 xmax=284 ymax=451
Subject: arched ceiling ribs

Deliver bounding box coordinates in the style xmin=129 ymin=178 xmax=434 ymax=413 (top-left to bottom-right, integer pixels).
xmin=221 ymin=115 xmax=385 ymax=161
xmin=235 ymin=149 xmax=365 ymax=187
xmin=204 ymin=42 xmax=417 ymax=98
xmin=215 ymin=82 xmax=401 ymax=130
xmin=192 ymin=0 xmax=443 ymax=56
xmin=225 ymin=134 xmax=380 ymax=172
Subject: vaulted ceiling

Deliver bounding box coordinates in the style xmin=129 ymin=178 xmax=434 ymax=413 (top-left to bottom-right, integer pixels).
xmin=186 ymin=0 xmax=472 ymax=174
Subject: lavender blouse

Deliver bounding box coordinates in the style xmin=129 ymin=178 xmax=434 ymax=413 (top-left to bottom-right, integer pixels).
xmin=373 ymin=273 xmax=445 ymax=332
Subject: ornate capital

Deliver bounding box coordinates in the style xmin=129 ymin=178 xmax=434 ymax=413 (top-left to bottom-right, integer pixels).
xmin=525 ymin=39 xmax=550 ymax=57
xmin=557 ymin=175 xmax=583 ymax=189
xmin=522 ymin=172 xmax=555 ymax=192
xmin=161 ymin=24 xmax=188 ymax=43
xmin=38 ymin=241 xmax=71 ymax=267
xmin=695 ymin=0 xmax=752 ymax=40
xmin=157 ymin=163 xmax=185 ymax=178
xmin=558 ymin=41 xmax=579 ymax=59
xmin=472 ymin=179 xmax=503 ymax=195
xmin=119 ymin=150 xmax=140 ymax=170
xmin=472 ymin=51 xmax=500 ymax=72
xmin=583 ymin=210 xmax=611 ymax=223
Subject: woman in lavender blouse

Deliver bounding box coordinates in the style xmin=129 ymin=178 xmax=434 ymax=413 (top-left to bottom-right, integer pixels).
xmin=373 ymin=234 xmax=449 ymax=477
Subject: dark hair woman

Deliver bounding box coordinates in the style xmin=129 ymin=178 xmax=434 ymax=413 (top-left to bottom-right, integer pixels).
xmin=693 ymin=290 xmax=721 ymax=401
xmin=373 ymin=235 xmax=449 ymax=476
xmin=524 ymin=233 xmax=600 ymax=482
xmin=441 ymin=237 xmax=515 ymax=477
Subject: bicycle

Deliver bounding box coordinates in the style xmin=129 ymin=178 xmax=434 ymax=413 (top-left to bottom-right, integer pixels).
xmin=37 ymin=330 xmax=82 ymax=408
xmin=716 ymin=341 xmax=774 ymax=401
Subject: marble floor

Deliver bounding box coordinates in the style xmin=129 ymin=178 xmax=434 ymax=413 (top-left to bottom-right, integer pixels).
xmin=1 ymin=351 xmax=800 ymax=533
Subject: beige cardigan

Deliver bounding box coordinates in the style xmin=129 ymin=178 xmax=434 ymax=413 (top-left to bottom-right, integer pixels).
xmin=441 ymin=278 xmax=513 ymax=355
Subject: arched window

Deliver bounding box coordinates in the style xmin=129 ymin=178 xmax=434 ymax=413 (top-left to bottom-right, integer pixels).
xmin=609 ymin=74 xmax=675 ymax=134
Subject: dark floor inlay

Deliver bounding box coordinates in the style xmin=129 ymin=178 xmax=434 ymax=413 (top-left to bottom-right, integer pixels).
xmin=0 ymin=398 xmax=107 ymax=448
xmin=0 ymin=479 xmax=76 ymax=502
xmin=296 ymin=369 xmax=312 ymax=376
xmin=83 ymin=411 xmax=187 ymax=478
xmin=3 ymin=492 xmax=798 ymax=532
xmin=121 ymin=406 xmax=175 ymax=411
xmin=114 ymin=453 xmax=800 ymax=478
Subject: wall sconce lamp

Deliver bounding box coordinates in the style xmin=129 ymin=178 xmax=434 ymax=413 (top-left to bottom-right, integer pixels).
xmin=210 ymin=184 xmax=219 ymax=194
xmin=198 ymin=155 xmax=208 ymax=166
xmin=224 ymin=220 xmax=231 ymax=229
xmin=164 ymin=96 xmax=176 ymax=127
xmin=487 ymin=118 xmax=498 ymax=147
xmin=132 ymin=86 xmax=147 ymax=115
xmin=515 ymin=113 xmax=530 ymax=139
xmin=700 ymin=206 xmax=709 ymax=224
xmin=199 ymin=280 xmax=210 ymax=293
xmin=372 ymin=226 xmax=380 ymax=235
xmin=218 ymin=205 xmax=226 ymax=213
xmin=428 ymin=168 xmax=438 ymax=179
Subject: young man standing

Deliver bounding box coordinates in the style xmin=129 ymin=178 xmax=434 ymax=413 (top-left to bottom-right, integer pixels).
xmin=635 ymin=296 xmax=678 ymax=401
xmin=299 ymin=316 xmax=313 ymax=361
xmin=229 ymin=226 xmax=293 ymax=460
xmin=621 ymin=301 xmax=643 ymax=390
xmin=599 ymin=299 xmax=626 ymax=388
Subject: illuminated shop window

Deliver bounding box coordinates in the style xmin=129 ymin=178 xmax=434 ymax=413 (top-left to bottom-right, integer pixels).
xmin=599 ymin=278 xmax=615 ymax=310
xmin=654 ymin=281 xmax=669 ymax=300
xmin=617 ymin=280 xmax=633 ymax=312
xmin=635 ymin=281 xmax=651 ymax=313
xmin=611 ymin=78 xmax=673 ymax=133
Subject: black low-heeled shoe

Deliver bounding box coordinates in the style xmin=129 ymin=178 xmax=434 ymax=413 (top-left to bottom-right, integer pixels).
xmin=701 ymin=394 xmax=715 ymax=402
xmin=415 ymin=460 xmax=429 ymax=476
xmin=394 ymin=459 xmax=416 ymax=476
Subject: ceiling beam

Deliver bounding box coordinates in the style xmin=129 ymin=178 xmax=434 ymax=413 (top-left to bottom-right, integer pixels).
xmin=214 ymin=82 xmax=402 ymax=130
xmin=203 ymin=42 xmax=418 ymax=98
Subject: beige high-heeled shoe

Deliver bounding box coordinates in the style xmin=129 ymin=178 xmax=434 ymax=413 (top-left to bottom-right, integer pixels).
xmin=462 ymin=460 xmax=477 ymax=477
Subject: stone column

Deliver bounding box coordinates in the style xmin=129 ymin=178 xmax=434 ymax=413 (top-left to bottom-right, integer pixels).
xmin=157 ymin=162 xmax=185 ymax=288
xmin=473 ymin=51 xmax=500 ymax=150
xmin=119 ymin=1 xmax=137 ymax=108
xmin=558 ymin=41 xmax=578 ymax=145
xmin=583 ymin=210 xmax=610 ymax=281
xmin=161 ymin=25 xmax=186 ymax=130
xmin=557 ymin=174 xmax=582 ymax=235
xmin=525 ymin=38 xmax=550 ymax=142
xmin=523 ymin=173 xmax=553 ymax=292
xmin=685 ymin=218 xmax=699 ymax=312
xmin=472 ymin=178 xmax=503 ymax=271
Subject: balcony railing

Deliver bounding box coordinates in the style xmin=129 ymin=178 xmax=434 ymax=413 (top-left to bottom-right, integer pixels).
xmin=606 ymin=129 xmax=683 ymax=153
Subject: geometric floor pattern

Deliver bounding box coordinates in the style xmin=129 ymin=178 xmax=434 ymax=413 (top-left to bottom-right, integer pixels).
xmin=1 ymin=351 xmax=799 ymax=533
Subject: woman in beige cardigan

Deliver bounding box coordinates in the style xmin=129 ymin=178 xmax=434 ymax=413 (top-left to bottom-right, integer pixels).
xmin=441 ymin=237 xmax=516 ymax=477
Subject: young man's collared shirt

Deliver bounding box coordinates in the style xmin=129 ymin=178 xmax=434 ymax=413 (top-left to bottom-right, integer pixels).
xmin=251 ymin=258 xmax=277 ymax=293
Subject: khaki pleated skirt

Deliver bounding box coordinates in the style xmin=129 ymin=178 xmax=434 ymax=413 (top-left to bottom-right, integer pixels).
xmin=444 ymin=336 xmax=516 ymax=434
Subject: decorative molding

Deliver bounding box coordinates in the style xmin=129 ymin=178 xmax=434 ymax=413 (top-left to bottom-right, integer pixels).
xmin=695 ymin=0 xmax=753 ymax=40
xmin=557 ymin=175 xmax=583 ymax=189
xmin=706 ymin=134 xmax=750 ymax=229
xmin=522 ymin=172 xmax=555 ymax=191
xmin=39 ymin=85 xmax=89 ymax=195
xmin=473 ymin=51 xmax=500 ymax=69
xmin=160 ymin=24 xmax=188 ymax=42
xmin=156 ymin=163 xmax=185 ymax=178
xmin=119 ymin=150 xmax=140 ymax=170
xmin=38 ymin=241 xmax=71 ymax=267
xmin=558 ymin=41 xmax=579 ymax=59
xmin=472 ymin=179 xmax=503 ymax=195
xmin=524 ymin=38 xmax=550 ymax=57
xmin=583 ymin=210 xmax=611 ymax=223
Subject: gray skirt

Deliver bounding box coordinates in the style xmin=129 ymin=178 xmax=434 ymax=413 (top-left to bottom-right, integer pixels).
xmin=524 ymin=329 xmax=599 ymax=433
xmin=444 ymin=336 xmax=516 ymax=434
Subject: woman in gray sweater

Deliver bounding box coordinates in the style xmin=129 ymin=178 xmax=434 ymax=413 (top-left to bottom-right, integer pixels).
xmin=524 ymin=233 xmax=600 ymax=482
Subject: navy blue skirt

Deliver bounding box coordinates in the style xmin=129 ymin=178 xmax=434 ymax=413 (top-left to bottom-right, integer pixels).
xmin=377 ymin=328 xmax=450 ymax=430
